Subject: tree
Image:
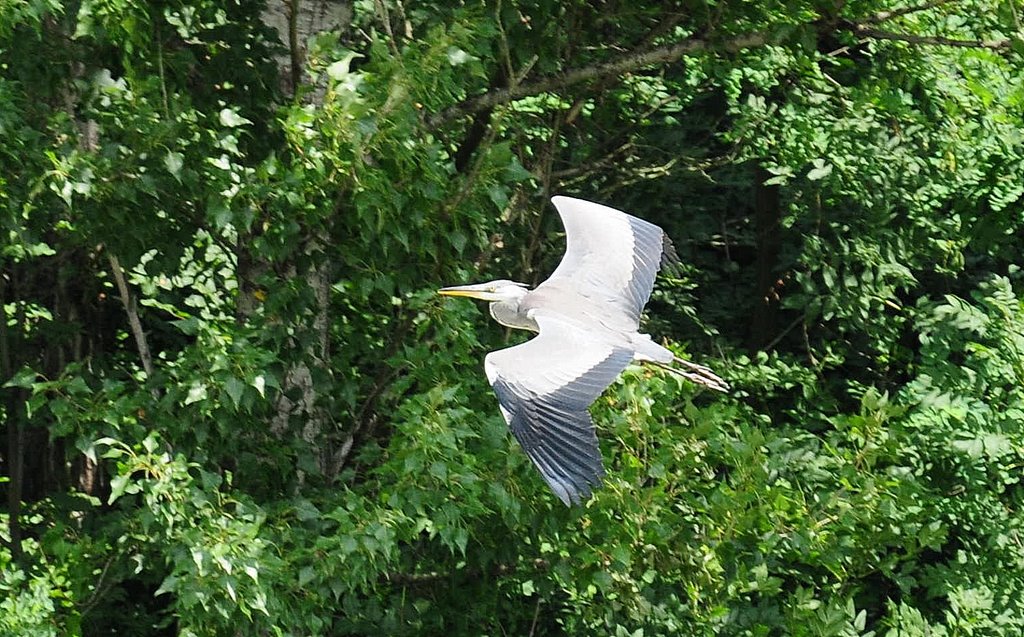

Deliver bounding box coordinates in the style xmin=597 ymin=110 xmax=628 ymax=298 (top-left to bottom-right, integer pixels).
xmin=2 ymin=0 xmax=1023 ymax=635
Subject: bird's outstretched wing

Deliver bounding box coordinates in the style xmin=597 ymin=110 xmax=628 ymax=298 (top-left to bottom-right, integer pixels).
xmin=539 ymin=196 xmax=678 ymax=327
xmin=485 ymin=313 xmax=632 ymax=506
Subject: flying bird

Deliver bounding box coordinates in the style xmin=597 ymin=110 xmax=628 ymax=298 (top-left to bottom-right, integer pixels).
xmin=439 ymin=196 xmax=727 ymax=506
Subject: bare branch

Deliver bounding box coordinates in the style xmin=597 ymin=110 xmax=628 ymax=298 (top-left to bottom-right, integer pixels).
xmin=550 ymin=141 xmax=633 ymax=180
xmin=763 ymin=313 xmax=805 ymax=352
xmin=494 ymin=0 xmax=515 ymax=83
xmin=427 ymin=32 xmax=770 ymax=127
xmin=375 ymin=0 xmax=401 ymax=58
xmin=853 ymin=23 xmax=1011 ymax=49
xmin=106 ymin=253 xmax=156 ymax=381
xmin=80 ymin=554 xmax=117 ymax=618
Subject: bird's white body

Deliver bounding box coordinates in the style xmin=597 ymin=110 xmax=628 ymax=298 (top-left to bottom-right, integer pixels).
xmin=439 ymin=196 xmax=727 ymax=505
xmin=483 ymin=282 xmax=675 ymax=364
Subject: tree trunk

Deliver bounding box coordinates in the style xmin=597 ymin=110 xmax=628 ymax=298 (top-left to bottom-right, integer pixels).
xmin=258 ymin=0 xmax=351 ymax=482
xmin=261 ymin=0 xmax=353 ymax=97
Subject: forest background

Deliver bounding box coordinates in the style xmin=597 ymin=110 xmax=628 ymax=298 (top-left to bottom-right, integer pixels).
xmin=2 ymin=0 xmax=1024 ymax=635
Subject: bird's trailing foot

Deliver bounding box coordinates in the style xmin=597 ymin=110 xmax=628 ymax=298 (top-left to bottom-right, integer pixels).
xmin=649 ymin=357 xmax=729 ymax=392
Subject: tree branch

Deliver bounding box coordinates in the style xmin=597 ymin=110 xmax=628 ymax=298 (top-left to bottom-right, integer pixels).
xmin=374 ymin=0 xmax=402 ymax=58
xmin=427 ymin=32 xmax=770 ymax=127
xmin=852 ymin=23 xmax=1011 ymax=49
xmin=452 ymin=65 xmax=507 ymax=174
xmin=106 ymin=253 xmax=156 ymax=380
xmin=287 ymin=0 xmax=302 ymax=97
xmin=428 ymin=11 xmax=1013 ymax=129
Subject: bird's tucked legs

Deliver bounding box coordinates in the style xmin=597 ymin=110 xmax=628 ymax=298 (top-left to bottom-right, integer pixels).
xmin=648 ymin=357 xmax=729 ymax=392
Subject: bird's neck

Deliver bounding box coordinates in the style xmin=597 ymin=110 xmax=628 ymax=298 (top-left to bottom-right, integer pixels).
xmin=489 ymin=298 xmax=537 ymax=332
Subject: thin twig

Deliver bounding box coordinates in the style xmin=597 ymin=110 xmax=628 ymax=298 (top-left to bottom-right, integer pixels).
xmin=528 ymin=596 xmax=542 ymax=637
xmin=521 ymin=113 xmax=564 ymax=282
xmin=826 ymin=37 xmax=870 ymax=57
xmin=763 ymin=313 xmax=804 ymax=352
xmin=803 ymin=319 xmax=820 ymax=368
xmin=445 ymin=109 xmax=501 ymax=208
xmin=156 ymin=21 xmax=170 ymax=119
xmin=80 ymin=554 xmax=116 ymax=617
xmin=549 ymin=141 xmax=634 ymax=180
xmin=637 ymin=12 xmax=686 ymax=48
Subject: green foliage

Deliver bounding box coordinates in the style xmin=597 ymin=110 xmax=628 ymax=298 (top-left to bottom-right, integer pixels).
xmin=2 ymin=0 xmax=1023 ymax=635
xmin=0 ymin=534 xmax=75 ymax=637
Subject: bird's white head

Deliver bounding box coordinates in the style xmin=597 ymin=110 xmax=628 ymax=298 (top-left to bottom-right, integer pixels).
xmin=438 ymin=279 xmax=529 ymax=303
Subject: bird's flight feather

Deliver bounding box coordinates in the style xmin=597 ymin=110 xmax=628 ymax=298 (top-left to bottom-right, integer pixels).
xmin=541 ymin=195 xmax=675 ymax=327
xmin=485 ymin=313 xmax=633 ymax=505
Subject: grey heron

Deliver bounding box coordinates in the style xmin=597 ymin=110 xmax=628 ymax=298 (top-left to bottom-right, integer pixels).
xmin=439 ymin=196 xmax=727 ymax=506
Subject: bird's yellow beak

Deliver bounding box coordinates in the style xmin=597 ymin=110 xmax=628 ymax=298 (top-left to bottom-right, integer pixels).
xmin=438 ymin=284 xmax=491 ymax=299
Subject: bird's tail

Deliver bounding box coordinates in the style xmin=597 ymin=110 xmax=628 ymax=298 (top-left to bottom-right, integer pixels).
xmin=649 ymin=356 xmax=730 ymax=392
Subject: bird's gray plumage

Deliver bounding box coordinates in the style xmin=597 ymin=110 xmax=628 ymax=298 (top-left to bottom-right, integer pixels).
xmin=542 ymin=196 xmax=671 ymax=329
xmin=485 ymin=313 xmax=634 ymax=504
xmin=439 ymin=196 xmax=727 ymax=506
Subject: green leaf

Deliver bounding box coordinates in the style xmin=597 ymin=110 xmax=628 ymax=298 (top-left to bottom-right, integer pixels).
xmin=854 ymin=608 xmax=866 ymax=631
xmin=4 ymin=366 xmax=38 ymax=389
xmin=504 ymin=156 xmax=533 ymax=182
xmin=164 ymin=151 xmax=184 ymax=177
xmin=185 ymin=382 xmax=208 ymax=405
xmin=807 ymin=160 xmax=833 ymax=181
xmin=219 ymin=108 xmax=251 ymax=128
xmin=446 ymin=47 xmax=476 ymax=66
xmin=155 ymin=574 xmax=178 ymax=596
xmin=224 ymin=376 xmax=245 ymax=407
xmin=76 ymin=437 xmax=98 ymax=463
xmin=486 ymin=184 xmax=508 ymax=209
xmin=251 ymin=375 xmax=266 ymax=397
xmin=108 ymin=474 xmax=130 ymax=504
